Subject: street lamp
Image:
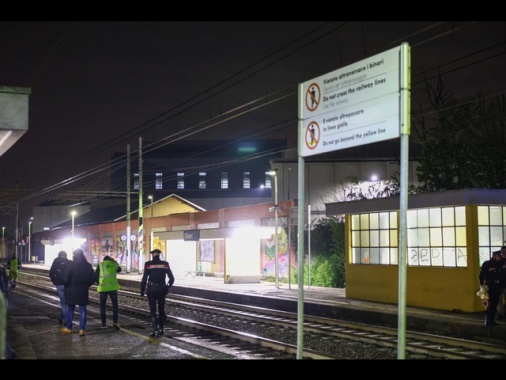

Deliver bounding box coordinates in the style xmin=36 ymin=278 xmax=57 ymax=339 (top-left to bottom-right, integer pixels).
xmin=2 ymin=226 xmax=4 ymax=240
xmin=71 ymin=210 xmax=76 ymax=243
xmin=266 ymin=170 xmax=279 ymax=288
xmin=148 ymin=195 xmax=154 ymax=251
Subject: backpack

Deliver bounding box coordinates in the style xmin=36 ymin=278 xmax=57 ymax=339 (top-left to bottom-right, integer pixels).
xmin=55 ymin=260 xmax=69 ymax=285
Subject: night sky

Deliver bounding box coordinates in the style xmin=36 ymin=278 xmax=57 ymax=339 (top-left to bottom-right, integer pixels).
xmin=0 ymin=21 xmax=505 ymax=230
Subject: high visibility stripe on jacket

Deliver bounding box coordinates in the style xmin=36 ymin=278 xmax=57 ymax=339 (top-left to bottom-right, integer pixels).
xmin=97 ymin=261 xmax=120 ymax=292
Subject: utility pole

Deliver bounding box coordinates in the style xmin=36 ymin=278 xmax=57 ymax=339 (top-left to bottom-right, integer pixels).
xmin=126 ymin=144 xmax=131 ymax=273
xmin=138 ymin=137 xmax=144 ymax=274
xmin=15 ymin=203 xmax=19 ymax=259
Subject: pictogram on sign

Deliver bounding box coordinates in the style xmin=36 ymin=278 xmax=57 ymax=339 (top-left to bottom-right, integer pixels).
xmin=305 ymin=83 xmax=321 ymax=112
xmin=305 ymin=122 xmax=320 ymax=150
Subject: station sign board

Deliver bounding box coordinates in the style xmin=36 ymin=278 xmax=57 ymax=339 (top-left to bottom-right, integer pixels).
xmin=184 ymin=229 xmax=200 ymax=241
xmin=300 ymin=46 xmax=402 ymax=157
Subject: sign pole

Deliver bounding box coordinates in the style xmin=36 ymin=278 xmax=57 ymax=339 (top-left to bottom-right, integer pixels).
xmin=397 ymin=41 xmax=411 ymax=359
xmin=296 ymin=83 xmax=305 ymax=359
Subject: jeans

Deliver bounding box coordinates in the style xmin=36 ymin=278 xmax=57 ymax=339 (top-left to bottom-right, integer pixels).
xmin=99 ymin=291 xmax=119 ymax=326
xmin=65 ymin=304 xmax=87 ymax=330
xmin=56 ymin=284 xmax=66 ymax=321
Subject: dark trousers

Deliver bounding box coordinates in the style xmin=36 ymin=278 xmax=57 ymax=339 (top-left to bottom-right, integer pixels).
xmin=99 ymin=291 xmax=119 ymax=325
xmin=486 ymin=287 xmax=501 ymax=324
xmin=147 ymin=286 xmax=167 ymax=328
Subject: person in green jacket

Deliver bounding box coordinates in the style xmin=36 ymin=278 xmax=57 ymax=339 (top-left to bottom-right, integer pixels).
xmin=95 ymin=255 xmax=121 ymax=329
xmin=7 ymin=253 xmax=21 ymax=290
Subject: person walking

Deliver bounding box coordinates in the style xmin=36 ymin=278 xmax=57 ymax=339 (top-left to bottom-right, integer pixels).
xmin=95 ymin=255 xmax=121 ymax=329
xmin=60 ymin=248 xmax=95 ymax=336
xmin=49 ymin=251 xmax=70 ymax=325
xmin=6 ymin=253 xmax=21 ymax=290
xmin=140 ymin=249 xmax=175 ymax=337
xmin=0 ymin=262 xmax=17 ymax=359
xmin=496 ymin=246 xmax=506 ymax=320
xmin=0 ymin=263 xmax=8 ymax=300
xmin=479 ymin=250 xmax=503 ymax=326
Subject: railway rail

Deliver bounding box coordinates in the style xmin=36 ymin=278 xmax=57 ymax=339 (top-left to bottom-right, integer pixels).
xmin=15 ymin=269 xmax=506 ymax=360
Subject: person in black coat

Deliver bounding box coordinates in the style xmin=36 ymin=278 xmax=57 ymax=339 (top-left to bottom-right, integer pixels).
xmin=0 ymin=263 xmax=8 ymax=299
xmin=140 ymin=249 xmax=175 ymax=337
xmin=479 ymin=250 xmax=503 ymax=326
xmin=60 ymin=248 xmax=95 ymax=336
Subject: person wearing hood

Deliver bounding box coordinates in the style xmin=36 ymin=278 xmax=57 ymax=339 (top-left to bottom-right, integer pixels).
xmin=49 ymin=250 xmax=70 ymax=325
xmin=60 ymin=248 xmax=95 ymax=336
xmin=95 ymin=255 xmax=121 ymax=329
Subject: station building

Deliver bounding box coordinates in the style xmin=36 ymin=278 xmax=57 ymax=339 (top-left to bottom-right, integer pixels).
xmin=38 ymin=194 xmax=295 ymax=285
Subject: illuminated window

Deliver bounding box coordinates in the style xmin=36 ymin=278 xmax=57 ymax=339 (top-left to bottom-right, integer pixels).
xmin=351 ymin=206 xmax=470 ymax=268
xmin=478 ymin=205 xmax=506 ymax=264
xmin=407 ymin=206 xmax=467 ymax=267
xmin=133 ymin=173 xmax=139 ymax=190
xmin=199 ymin=172 xmax=206 ymax=189
xmin=243 ymin=172 xmax=250 ymax=189
xmin=177 ymin=172 xmax=184 ymax=189
xmin=265 ymin=175 xmax=272 ymax=188
xmin=221 ymin=172 xmax=228 ymax=189
xmin=351 ymin=212 xmax=398 ymax=265
xmin=155 ymin=173 xmax=163 ymax=189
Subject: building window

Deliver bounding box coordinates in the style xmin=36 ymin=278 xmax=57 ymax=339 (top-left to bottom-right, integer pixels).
xmin=265 ymin=175 xmax=272 ymax=188
xmin=243 ymin=172 xmax=250 ymax=189
xmin=351 ymin=206 xmax=471 ymax=267
xmin=155 ymin=172 xmax=163 ymax=190
xmin=478 ymin=205 xmax=506 ymax=264
xmin=134 ymin=173 xmax=139 ymax=190
xmin=351 ymin=211 xmax=398 ymax=265
xmin=407 ymin=206 xmax=467 ymax=267
xmin=177 ymin=172 xmax=184 ymax=189
xmin=221 ymin=172 xmax=228 ymax=189
xmin=199 ymin=172 xmax=206 ymax=189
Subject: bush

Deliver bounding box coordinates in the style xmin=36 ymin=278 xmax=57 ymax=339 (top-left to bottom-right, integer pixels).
xmin=290 ymin=218 xmax=345 ymax=288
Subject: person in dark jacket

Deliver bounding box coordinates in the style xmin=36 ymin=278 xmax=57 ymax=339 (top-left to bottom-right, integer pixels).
xmin=95 ymin=255 xmax=121 ymax=329
xmin=0 ymin=263 xmax=8 ymax=300
xmin=49 ymin=251 xmax=70 ymax=325
xmin=61 ymin=248 xmax=95 ymax=336
xmin=0 ymin=263 xmax=17 ymax=359
xmin=496 ymin=246 xmax=506 ymax=320
xmin=479 ymin=250 xmax=503 ymax=326
xmin=140 ymin=249 xmax=175 ymax=337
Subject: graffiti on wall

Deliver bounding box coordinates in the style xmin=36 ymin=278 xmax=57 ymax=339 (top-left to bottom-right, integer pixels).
xmin=262 ymin=228 xmax=288 ymax=278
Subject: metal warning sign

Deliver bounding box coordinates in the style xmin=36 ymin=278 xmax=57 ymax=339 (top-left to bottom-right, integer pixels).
xmin=300 ymin=46 xmax=402 ymax=157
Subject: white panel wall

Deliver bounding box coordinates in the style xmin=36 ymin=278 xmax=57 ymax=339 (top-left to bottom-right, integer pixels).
xmin=165 ymin=240 xmax=197 ymax=277
xmin=225 ymin=233 xmax=261 ymax=277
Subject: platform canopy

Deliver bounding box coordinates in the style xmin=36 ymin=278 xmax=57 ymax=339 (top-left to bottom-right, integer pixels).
xmin=0 ymin=86 xmax=31 ymax=157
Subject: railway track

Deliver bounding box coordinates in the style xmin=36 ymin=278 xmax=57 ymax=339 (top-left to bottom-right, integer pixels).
xmin=15 ymin=272 xmax=330 ymax=359
xmin=17 ymin=270 xmax=506 ymax=360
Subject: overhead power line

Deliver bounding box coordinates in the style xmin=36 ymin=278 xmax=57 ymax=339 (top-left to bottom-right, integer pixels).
xmin=7 ymin=22 xmax=506 ymax=215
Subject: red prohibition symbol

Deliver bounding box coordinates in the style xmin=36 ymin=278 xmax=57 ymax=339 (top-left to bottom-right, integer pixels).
xmin=305 ymin=83 xmax=321 ymax=112
xmin=305 ymin=122 xmax=320 ymax=150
